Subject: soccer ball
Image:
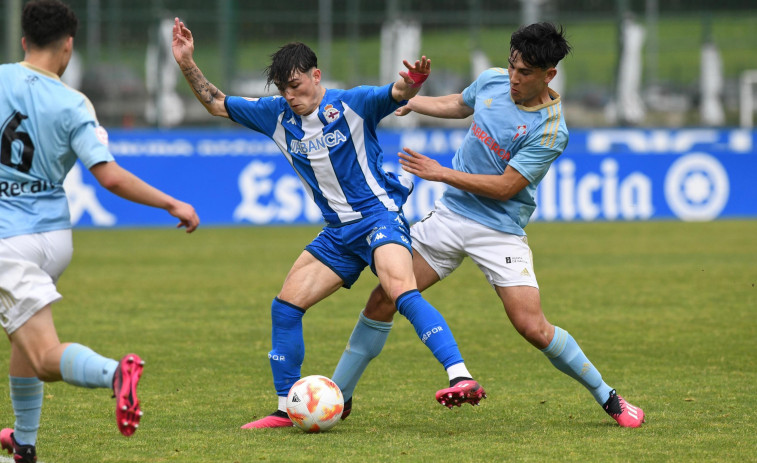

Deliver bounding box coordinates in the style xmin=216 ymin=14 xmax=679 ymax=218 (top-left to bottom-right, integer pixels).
xmin=286 ymin=375 xmax=344 ymax=433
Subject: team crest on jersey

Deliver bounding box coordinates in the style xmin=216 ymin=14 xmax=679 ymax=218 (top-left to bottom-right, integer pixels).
xmin=513 ymin=124 xmax=527 ymax=141
xmin=322 ymin=104 xmax=340 ymax=123
xmin=95 ymin=125 xmax=109 ymax=146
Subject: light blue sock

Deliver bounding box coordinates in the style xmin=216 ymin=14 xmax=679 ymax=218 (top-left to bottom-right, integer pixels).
xmin=331 ymin=311 xmax=393 ymax=400
xmin=269 ymin=298 xmax=306 ymax=397
xmin=396 ymin=290 xmax=463 ymax=369
xmin=59 ymin=343 xmax=118 ymax=389
xmin=541 ymin=326 xmax=614 ymax=404
xmin=9 ymin=376 xmax=43 ymax=446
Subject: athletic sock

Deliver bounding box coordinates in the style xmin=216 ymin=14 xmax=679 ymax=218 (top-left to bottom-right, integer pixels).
xmin=269 ymin=298 xmax=306 ymax=397
xmin=59 ymin=343 xmax=118 ymax=388
xmin=396 ymin=290 xmax=463 ymax=369
xmin=331 ymin=311 xmax=393 ymax=400
xmin=541 ymin=326 xmax=614 ymax=404
xmin=446 ymin=363 xmax=472 ymax=383
xmin=9 ymin=376 xmax=43 ymax=446
xmin=277 ymin=395 xmax=288 ymax=413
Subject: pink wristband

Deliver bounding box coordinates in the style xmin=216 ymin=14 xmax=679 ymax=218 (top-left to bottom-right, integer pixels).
xmin=408 ymin=71 xmax=428 ymax=88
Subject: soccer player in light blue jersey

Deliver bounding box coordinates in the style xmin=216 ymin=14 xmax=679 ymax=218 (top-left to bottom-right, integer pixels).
xmin=173 ymin=18 xmax=485 ymax=428
xmin=0 ymin=1 xmax=199 ymax=461
xmin=336 ymin=23 xmax=645 ymax=427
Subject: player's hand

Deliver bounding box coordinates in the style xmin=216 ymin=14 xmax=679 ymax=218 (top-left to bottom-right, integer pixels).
xmin=398 ymin=147 xmax=447 ymax=182
xmin=172 ymin=17 xmax=195 ymax=67
xmin=398 ymin=56 xmax=431 ymax=87
xmin=168 ymin=200 xmax=200 ymax=233
xmin=394 ymin=105 xmax=413 ymax=117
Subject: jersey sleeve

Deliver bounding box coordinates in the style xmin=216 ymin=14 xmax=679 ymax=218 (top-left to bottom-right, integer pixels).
xmin=508 ymin=130 xmax=568 ymax=183
xmin=343 ymin=83 xmax=403 ymax=126
xmin=225 ymin=96 xmax=283 ymax=136
xmin=67 ymin=102 xmax=114 ymax=168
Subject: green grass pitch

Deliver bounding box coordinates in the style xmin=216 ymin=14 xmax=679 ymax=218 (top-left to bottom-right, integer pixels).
xmin=0 ymin=220 xmax=754 ymax=462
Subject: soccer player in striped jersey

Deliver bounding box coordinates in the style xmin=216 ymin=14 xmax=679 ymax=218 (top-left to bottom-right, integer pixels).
xmin=0 ymin=1 xmax=200 ymax=461
xmin=173 ymin=19 xmax=485 ymax=428
xmin=335 ymin=22 xmax=645 ymax=427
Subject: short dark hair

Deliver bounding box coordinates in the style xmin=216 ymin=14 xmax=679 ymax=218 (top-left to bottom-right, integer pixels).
xmin=22 ymin=0 xmax=78 ymax=48
xmin=510 ymin=22 xmax=571 ymax=69
xmin=264 ymin=42 xmax=318 ymax=91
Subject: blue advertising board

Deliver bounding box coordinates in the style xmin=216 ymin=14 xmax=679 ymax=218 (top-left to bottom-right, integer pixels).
xmin=65 ymin=128 xmax=756 ymax=228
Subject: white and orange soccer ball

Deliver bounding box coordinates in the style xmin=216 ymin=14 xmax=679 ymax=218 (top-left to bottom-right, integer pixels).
xmin=286 ymin=375 xmax=344 ymax=432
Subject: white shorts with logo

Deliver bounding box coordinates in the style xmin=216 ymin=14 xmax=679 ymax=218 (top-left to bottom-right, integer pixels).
xmin=0 ymin=229 xmax=72 ymax=334
xmin=410 ymin=201 xmax=538 ymax=289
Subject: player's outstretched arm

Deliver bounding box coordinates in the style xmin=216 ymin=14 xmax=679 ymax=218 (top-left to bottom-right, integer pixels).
xmin=90 ymin=161 xmax=200 ymax=233
xmin=395 ymin=93 xmax=474 ymax=119
xmin=399 ymin=147 xmax=529 ymax=202
xmin=172 ymin=17 xmax=228 ymax=118
xmin=392 ymin=56 xmax=431 ymax=102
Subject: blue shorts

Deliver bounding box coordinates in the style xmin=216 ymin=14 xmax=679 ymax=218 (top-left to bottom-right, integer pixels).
xmin=305 ymin=211 xmax=412 ymax=288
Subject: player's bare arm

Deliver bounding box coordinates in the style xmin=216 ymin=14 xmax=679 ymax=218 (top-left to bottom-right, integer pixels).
xmin=392 ymin=56 xmax=431 ymax=102
xmin=172 ymin=17 xmax=228 ymax=118
xmin=90 ymin=161 xmax=200 ymax=233
xmin=395 ymin=93 xmax=474 ymax=119
xmin=399 ymin=147 xmax=529 ymax=202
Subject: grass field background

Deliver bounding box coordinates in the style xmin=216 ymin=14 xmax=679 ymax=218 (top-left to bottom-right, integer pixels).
xmin=0 ymin=220 xmax=754 ymax=462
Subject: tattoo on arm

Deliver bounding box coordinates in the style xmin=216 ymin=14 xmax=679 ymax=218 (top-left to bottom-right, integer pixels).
xmin=182 ymin=64 xmax=220 ymax=105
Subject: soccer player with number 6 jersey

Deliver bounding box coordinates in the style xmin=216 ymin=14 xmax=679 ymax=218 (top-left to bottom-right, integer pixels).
xmin=0 ymin=1 xmax=199 ymax=461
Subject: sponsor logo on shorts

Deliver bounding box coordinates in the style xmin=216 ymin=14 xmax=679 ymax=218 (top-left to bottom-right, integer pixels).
xmin=505 ymin=256 xmax=528 ymax=264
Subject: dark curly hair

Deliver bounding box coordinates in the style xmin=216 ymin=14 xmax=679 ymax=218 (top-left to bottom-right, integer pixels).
xmin=22 ymin=0 xmax=78 ymax=48
xmin=264 ymin=42 xmax=318 ymax=91
xmin=510 ymin=22 xmax=571 ymax=69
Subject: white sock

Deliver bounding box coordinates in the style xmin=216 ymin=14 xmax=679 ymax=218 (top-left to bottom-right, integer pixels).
xmin=446 ymin=362 xmax=472 ymax=382
xmin=278 ymin=395 xmax=287 ymax=412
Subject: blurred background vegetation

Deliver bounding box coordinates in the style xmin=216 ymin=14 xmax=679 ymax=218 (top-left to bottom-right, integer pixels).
xmin=3 ymin=0 xmax=756 ymax=128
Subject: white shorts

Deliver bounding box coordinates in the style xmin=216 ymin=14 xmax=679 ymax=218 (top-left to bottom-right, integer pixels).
xmin=0 ymin=229 xmax=73 ymax=334
xmin=410 ymin=201 xmax=538 ymax=289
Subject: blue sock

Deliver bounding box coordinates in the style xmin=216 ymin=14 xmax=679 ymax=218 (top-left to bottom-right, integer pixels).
xmin=331 ymin=312 xmax=393 ymax=400
xmin=396 ymin=290 xmax=463 ymax=369
xmin=9 ymin=376 xmax=43 ymax=446
xmin=541 ymin=326 xmax=613 ymax=404
xmin=59 ymin=343 xmax=118 ymax=389
xmin=269 ymin=298 xmax=306 ymax=397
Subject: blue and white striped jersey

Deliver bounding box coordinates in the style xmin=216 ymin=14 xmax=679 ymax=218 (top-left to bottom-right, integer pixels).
xmin=225 ymin=83 xmax=412 ymax=226
xmin=442 ymin=68 xmax=569 ymax=235
xmin=0 ymin=62 xmax=113 ymax=239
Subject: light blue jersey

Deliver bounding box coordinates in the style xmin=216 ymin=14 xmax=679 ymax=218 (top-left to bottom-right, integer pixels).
xmin=0 ymin=62 xmax=113 ymax=239
xmin=225 ymin=84 xmax=412 ymax=226
xmin=442 ymin=67 xmax=568 ymax=235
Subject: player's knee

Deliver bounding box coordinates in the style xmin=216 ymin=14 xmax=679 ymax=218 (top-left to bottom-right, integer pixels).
xmin=515 ymin=319 xmax=552 ymax=349
xmin=363 ymin=286 xmax=396 ymax=322
xmin=26 ymin=351 xmax=57 ymax=382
